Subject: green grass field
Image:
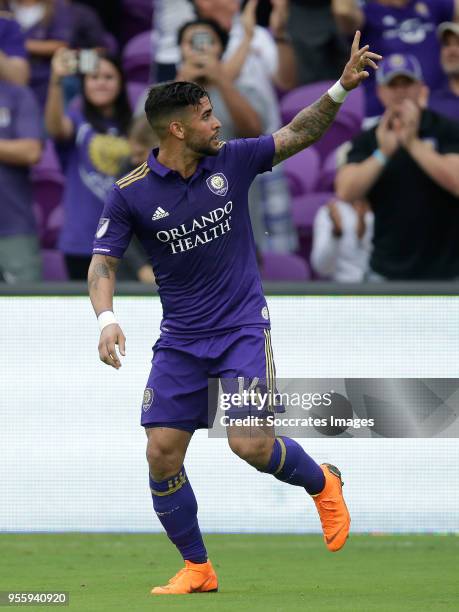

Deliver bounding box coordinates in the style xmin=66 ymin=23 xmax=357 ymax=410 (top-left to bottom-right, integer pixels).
xmin=0 ymin=534 xmax=457 ymax=611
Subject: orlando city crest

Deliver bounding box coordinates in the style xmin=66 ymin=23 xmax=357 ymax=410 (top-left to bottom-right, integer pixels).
xmin=206 ymin=172 xmax=228 ymax=196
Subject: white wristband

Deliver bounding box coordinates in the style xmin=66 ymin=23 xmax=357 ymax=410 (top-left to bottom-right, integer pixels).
xmin=327 ymin=80 xmax=349 ymax=104
xmin=98 ymin=310 xmax=117 ymax=332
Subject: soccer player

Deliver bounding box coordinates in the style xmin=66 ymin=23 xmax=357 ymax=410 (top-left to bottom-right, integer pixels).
xmin=88 ymin=32 xmax=381 ymax=595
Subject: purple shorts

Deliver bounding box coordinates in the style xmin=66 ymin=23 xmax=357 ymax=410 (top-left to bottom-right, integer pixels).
xmin=141 ymin=326 xmax=277 ymax=432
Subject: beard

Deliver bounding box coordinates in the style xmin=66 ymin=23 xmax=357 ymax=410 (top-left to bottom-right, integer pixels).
xmin=187 ymin=134 xmax=221 ymax=157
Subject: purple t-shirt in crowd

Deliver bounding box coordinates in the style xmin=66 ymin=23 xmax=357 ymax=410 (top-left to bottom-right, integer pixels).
xmin=93 ymin=136 xmax=275 ymax=337
xmin=429 ymin=86 xmax=459 ymax=123
xmin=362 ymin=0 xmax=455 ymax=117
xmin=58 ymin=107 xmax=130 ymax=256
xmin=20 ymin=0 xmax=72 ymax=106
xmin=0 ymin=13 xmax=26 ymax=57
xmin=0 ymin=81 xmax=42 ymax=237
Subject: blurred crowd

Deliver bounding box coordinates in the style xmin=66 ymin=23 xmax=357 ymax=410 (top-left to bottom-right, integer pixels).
xmin=1 ymin=0 xmax=459 ymax=284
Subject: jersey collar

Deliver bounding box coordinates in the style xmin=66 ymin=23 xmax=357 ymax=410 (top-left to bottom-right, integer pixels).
xmin=147 ymin=148 xmax=216 ymax=178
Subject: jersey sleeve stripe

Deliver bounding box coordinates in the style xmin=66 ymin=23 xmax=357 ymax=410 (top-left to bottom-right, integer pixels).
xmin=117 ymin=166 xmax=150 ymax=189
xmin=116 ymin=162 xmax=148 ymax=187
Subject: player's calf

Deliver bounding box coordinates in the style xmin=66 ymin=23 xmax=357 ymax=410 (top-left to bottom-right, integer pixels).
xmin=227 ymin=431 xmax=275 ymax=469
xmin=145 ymin=426 xmax=191 ymax=480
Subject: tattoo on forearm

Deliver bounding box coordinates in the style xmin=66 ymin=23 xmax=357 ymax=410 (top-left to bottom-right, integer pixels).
xmin=95 ymin=263 xmax=110 ymax=278
xmin=88 ymin=256 xmax=118 ymax=292
xmin=273 ymin=94 xmax=341 ymax=164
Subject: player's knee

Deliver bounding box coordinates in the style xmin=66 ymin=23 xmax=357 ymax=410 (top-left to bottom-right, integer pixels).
xmin=146 ymin=441 xmax=183 ymax=481
xmin=229 ymin=437 xmax=274 ymax=468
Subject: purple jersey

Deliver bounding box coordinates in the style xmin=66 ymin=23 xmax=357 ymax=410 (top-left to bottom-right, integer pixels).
xmin=0 ymin=81 xmax=42 ymax=237
xmin=429 ymin=87 xmax=459 ymax=123
xmin=362 ymin=0 xmax=454 ymax=117
xmin=0 ymin=14 xmax=26 ymax=57
xmin=58 ymin=107 xmax=130 ymax=256
xmin=93 ymin=136 xmax=275 ymax=337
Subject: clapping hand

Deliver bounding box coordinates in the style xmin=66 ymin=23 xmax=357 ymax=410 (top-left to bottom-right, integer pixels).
xmin=393 ymin=99 xmax=421 ymax=148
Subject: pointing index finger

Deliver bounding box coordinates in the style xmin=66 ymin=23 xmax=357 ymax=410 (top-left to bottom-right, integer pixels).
xmin=351 ymin=30 xmax=361 ymax=54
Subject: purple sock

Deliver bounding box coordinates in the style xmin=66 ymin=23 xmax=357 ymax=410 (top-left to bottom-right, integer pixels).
xmin=150 ymin=467 xmax=207 ymax=564
xmin=263 ymin=436 xmax=325 ymax=495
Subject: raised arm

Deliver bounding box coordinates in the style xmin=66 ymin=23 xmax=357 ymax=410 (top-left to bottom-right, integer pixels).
xmin=331 ymin=0 xmax=365 ymax=36
xmin=45 ymin=48 xmax=75 ymax=140
xmin=0 ymin=139 xmax=41 ymax=165
xmin=0 ymin=50 xmax=29 ymax=85
xmin=272 ymin=32 xmax=381 ymax=165
xmin=223 ymin=0 xmax=256 ymax=82
xmin=88 ymin=254 xmax=126 ymax=370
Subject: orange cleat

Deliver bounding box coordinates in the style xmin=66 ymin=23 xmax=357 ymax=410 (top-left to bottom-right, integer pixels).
xmin=151 ymin=559 xmax=218 ymax=595
xmin=312 ymin=463 xmax=351 ymax=552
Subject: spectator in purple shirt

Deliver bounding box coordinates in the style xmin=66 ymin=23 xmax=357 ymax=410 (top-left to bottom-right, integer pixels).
xmin=0 ymin=0 xmax=72 ymax=107
xmin=0 ymin=77 xmax=42 ymax=282
xmin=332 ymin=0 xmax=459 ymax=123
xmin=45 ymin=50 xmax=131 ymax=280
xmin=429 ymin=22 xmax=459 ymax=122
xmin=0 ymin=11 xmax=29 ymax=85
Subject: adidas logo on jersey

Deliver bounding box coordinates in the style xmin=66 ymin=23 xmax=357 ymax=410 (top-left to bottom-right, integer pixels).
xmin=152 ymin=207 xmax=169 ymax=221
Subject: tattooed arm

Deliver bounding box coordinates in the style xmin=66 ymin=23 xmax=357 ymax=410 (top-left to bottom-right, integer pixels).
xmin=273 ymin=95 xmax=341 ymax=165
xmin=273 ymin=31 xmax=382 ymax=165
xmin=88 ymin=254 xmax=126 ymax=369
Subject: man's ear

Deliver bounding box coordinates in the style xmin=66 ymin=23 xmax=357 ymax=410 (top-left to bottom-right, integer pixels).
xmin=169 ymin=120 xmax=186 ymax=140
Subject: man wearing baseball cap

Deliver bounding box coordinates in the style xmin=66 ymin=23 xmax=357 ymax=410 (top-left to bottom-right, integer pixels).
xmin=336 ymin=53 xmax=459 ymax=281
xmin=332 ymin=0 xmax=459 ymax=120
xmin=429 ymin=22 xmax=459 ymax=122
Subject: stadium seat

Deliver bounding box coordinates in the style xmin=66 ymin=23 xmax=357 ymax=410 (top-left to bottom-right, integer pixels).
xmin=261 ymin=252 xmax=311 ymax=281
xmin=280 ymin=82 xmax=364 ymax=161
xmin=283 ymin=146 xmax=320 ymax=197
xmin=41 ymin=249 xmax=68 ymax=281
xmin=103 ymin=32 xmax=119 ymax=56
xmin=281 ymin=81 xmax=334 ymax=124
xmin=33 ymin=139 xmax=61 ymax=174
xmin=292 ymin=191 xmax=335 ymax=230
xmin=291 ymin=191 xmax=335 ymax=266
xmin=31 ymin=168 xmax=65 ymax=222
xmin=317 ymin=149 xmax=338 ymax=192
xmin=32 ymin=202 xmax=45 ymax=244
xmin=127 ymin=81 xmax=147 ymax=111
xmin=120 ymin=0 xmax=154 ymax=44
xmin=42 ymin=205 xmax=64 ymax=250
xmin=122 ymin=30 xmax=156 ymax=84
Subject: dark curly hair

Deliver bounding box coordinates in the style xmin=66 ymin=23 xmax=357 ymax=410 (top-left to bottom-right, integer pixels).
xmin=144 ymin=81 xmax=209 ymax=137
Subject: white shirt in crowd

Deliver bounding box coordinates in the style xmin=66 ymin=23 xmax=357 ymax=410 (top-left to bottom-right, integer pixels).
xmin=224 ymin=16 xmax=281 ymax=133
xmin=311 ymin=200 xmax=374 ymax=282
xmin=153 ymin=0 xmax=195 ymax=65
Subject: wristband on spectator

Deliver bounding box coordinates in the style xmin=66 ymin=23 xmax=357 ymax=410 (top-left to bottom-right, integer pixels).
xmin=98 ymin=310 xmax=117 ymax=332
xmin=372 ymin=149 xmax=388 ymax=166
xmin=327 ymin=80 xmax=349 ymax=104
